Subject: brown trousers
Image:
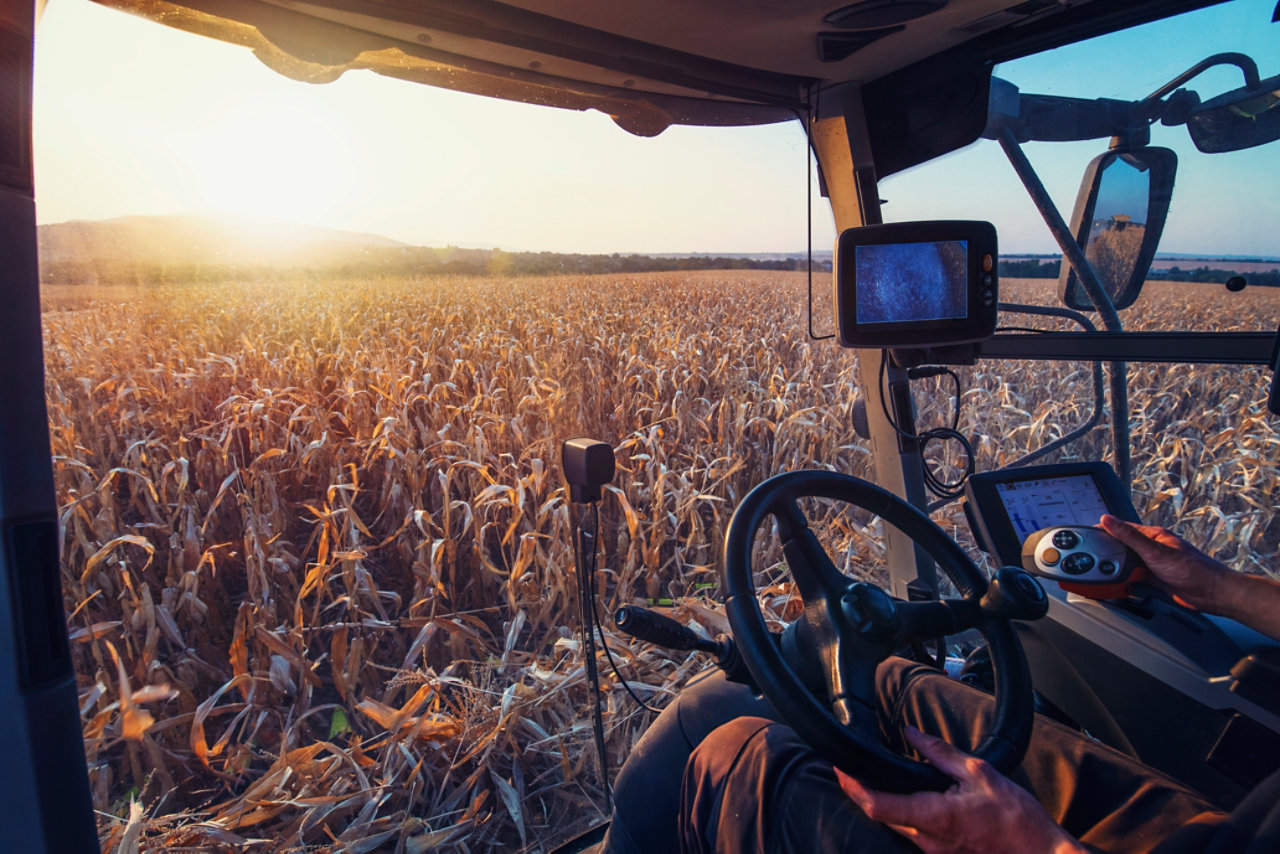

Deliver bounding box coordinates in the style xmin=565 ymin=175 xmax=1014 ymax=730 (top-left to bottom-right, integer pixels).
xmin=679 ymin=658 xmax=1227 ymax=853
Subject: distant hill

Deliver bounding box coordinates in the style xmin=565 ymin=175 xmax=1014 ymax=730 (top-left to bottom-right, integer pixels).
xmin=38 ymin=214 xmax=410 ymax=284
xmin=37 ymin=213 xmax=830 ymax=284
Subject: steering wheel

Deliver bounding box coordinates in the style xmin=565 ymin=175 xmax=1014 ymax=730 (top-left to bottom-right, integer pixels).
xmin=722 ymin=470 xmax=1048 ymax=792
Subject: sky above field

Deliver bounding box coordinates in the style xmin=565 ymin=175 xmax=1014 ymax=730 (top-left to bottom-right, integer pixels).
xmin=31 ymin=0 xmax=1280 ymax=255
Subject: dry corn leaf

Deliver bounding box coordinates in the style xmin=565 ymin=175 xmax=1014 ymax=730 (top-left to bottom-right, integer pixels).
xmin=81 ymin=535 xmax=154 ymax=582
xmin=191 ymin=674 xmax=252 ymax=767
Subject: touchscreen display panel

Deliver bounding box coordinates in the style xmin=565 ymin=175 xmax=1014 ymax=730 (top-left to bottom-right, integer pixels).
xmin=855 ymin=240 xmax=969 ymax=325
xmin=994 ymin=474 xmax=1111 ymax=543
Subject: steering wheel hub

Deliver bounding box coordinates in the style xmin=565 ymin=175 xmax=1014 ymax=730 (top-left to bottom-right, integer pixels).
xmin=840 ymin=583 xmax=900 ymax=641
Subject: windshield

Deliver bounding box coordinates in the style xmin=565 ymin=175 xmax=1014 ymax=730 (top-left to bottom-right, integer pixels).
xmin=879 ymin=0 xmax=1280 ymax=576
xmin=882 ymin=0 xmax=1280 ymax=333
xmin=32 ymin=0 xmax=1280 ymax=851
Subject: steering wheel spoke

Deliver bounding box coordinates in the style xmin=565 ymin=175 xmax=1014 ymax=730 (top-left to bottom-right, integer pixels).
xmin=895 ymin=598 xmax=984 ymax=641
xmin=828 ymin=631 xmax=883 ymax=733
xmin=775 ymin=497 xmax=851 ymax=604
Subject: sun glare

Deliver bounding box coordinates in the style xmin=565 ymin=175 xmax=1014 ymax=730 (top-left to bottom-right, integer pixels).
xmin=35 ymin=1 xmax=370 ymax=228
xmin=33 ymin=0 xmax=825 ymax=252
xmin=162 ymin=92 xmax=366 ymax=225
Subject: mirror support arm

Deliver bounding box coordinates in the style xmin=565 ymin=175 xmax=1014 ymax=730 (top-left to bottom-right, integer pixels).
xmin=995 ymin=127 xmax=1131 ymax=490
xmin=1143 ymin=52 xmax=1261 ymax=105
xmin=995 ymin=128 xmax=1123 ymax=331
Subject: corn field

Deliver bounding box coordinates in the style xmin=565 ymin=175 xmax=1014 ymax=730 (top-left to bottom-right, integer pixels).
xmin=40 ymin=272 xmax=1279 ymax=852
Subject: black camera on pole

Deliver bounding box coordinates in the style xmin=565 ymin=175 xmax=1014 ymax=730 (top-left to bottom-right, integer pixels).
xmin=562 ymin=437 xmax=615 ymax=503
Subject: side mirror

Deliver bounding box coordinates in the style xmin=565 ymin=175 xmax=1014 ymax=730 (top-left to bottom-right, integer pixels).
xmin=1059 ymin=147 xmax=1176 ymax=312
xmin=1186 ymin=72 xmax=1280 ymax=153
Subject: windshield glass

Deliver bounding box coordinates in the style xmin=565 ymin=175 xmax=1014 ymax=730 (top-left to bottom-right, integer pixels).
xmin=880 ymin=0 xmax=1280 ymax=576
xmin=32 ymin=1 xmax=1279 ymax=851
xmin=882 ymin=0 xmax=1280 ymax=334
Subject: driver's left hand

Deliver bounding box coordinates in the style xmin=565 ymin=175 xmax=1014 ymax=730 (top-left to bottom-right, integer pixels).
xmin=835 ymin=726 xmax=1087 ymax=854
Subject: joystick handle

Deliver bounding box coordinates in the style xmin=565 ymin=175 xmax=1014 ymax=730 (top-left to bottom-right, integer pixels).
xmin=1021 ymin=526 xmax=1147 ymax=600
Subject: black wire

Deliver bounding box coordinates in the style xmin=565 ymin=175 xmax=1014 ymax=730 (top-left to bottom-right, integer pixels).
xmin=877 ymin=358 xmax=975 ymax=500
xmin=573 ymin=503 xmax=613 ymax=809
xmin=586 ymin=505 xmax=663 ymax=715
xmin=877 ymin=356 xmax=917 ymax=443
xmin=803 ymin=85 xmax=834 ymax=341
xmin=919 ymin=428 xmax=976 ymax=500
xmin=919 ymin=367 xmax=973 ymax=499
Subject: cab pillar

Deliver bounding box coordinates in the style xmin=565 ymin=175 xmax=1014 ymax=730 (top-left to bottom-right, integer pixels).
xmin=0 ymin=4 xmax=99 ymax=851
xmin=810 ymin=83 xmax=938 ymax=600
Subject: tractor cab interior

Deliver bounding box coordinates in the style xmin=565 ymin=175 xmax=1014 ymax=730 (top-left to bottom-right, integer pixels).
xmin=1 ymin=1 xmax=1278 ymax=852
xmin=596 ymin=27 xmax=1280 ymax=842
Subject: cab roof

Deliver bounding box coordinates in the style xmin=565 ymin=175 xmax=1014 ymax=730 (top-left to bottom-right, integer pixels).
xmin=95 ymin=0 xmax=1226 ymax=172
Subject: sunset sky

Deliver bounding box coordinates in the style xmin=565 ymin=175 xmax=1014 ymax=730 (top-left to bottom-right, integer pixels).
xmin=31 ymin=0 xmax=1280 ymax=255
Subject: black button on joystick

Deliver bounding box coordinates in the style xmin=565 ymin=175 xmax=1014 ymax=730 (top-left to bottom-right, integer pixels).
xmin=1052 ymin=529 xmax=1080 ymax=550
xmin=1062 ymin=552 xmax=1094 ymax=575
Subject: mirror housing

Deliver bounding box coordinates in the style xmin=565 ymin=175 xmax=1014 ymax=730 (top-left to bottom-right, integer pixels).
xmin=1186 ymin=72 xmax=1280 ymax=153
xmin=1059 ymin=147 xmax=1176 ymax=312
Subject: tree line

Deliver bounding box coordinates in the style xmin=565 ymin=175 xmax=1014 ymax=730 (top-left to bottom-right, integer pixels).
xmin=39 ymin=247 xmax=834 ymax=286
xmin=40 ymin=248 xmax=1277 ymax=288
xmin=998 ymin=257 xmax=1280 ymax=287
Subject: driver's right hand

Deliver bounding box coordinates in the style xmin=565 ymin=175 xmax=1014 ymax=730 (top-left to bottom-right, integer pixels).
xmin=1099 ymin=514 xmax=1230 ymax=612
xmin=834 ymin=726 xmax=1087 ymax=854
xmin=1101 ymin=514 xmax=1280 ymax=642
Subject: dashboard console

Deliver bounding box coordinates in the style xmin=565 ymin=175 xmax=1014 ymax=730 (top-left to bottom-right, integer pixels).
xmin=963 ymin=461 xmax=1139 ymax=567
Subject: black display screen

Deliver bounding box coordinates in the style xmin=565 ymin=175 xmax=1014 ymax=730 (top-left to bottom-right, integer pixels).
xmin=963 ymin=462 xmax=1139 ymax=568
xmin=855 ymin=240 xmax=969 ymax=325
xmin=833 ymin=220 xmax=997 ymax=349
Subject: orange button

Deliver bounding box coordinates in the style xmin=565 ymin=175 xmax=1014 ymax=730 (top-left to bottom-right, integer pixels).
xmin=983 ymin=253 xmax=994 ymax=272
xmin=1041 ymin=547 xmax=1061 ymax=565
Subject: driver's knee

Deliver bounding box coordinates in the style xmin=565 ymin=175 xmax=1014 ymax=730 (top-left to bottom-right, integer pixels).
xmin=680 ymin=716 xmax=915 ymax=853
xmin=876 ymin=655 xmax=995 ymax=754
xmin=605 ymin=672 xmax=779 ymax=854
xmin=680 ymin=717 xmax=774 ymax=853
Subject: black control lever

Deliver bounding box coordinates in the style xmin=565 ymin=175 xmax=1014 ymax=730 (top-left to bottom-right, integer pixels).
xmin=614 ymin=605 xmax=760 ymax=691
xmin=615 ymin=605 xmax=720 ymax=653
xmin=981 ymin=567 xmax=1050 ymax=621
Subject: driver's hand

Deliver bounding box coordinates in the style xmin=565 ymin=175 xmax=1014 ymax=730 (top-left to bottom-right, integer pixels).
xmin=834 ymin=727 xmax=1086 ymax=854
xmin=1099 ymin=514 xmax=1229 ymax=612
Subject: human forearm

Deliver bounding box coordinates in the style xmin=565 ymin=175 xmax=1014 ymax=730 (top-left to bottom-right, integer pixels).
xmin=1213 ymin=571 xmax=1280 ymax=641
xmin=1100 ymin=515 xmax=1280 ymax=640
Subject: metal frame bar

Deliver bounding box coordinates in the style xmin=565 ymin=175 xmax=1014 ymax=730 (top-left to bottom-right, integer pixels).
xmin=995 ymin=127 xmax=1132 ymax=488
xmin=978 ymin=331 xmax=1275 ymax=365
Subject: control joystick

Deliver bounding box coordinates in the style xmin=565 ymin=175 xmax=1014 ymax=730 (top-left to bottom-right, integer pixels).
xmin=1021 ymin=525 xmax=1147 ymax=600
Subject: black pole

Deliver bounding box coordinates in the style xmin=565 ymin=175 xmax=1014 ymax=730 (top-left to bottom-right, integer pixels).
xmin=561 ymin=438 xmax=617 ymax=812
xmin=572 ymin=503 xmax=613 ymax=811
xmin=996 ymin=128 xmax=1131 ymax=490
